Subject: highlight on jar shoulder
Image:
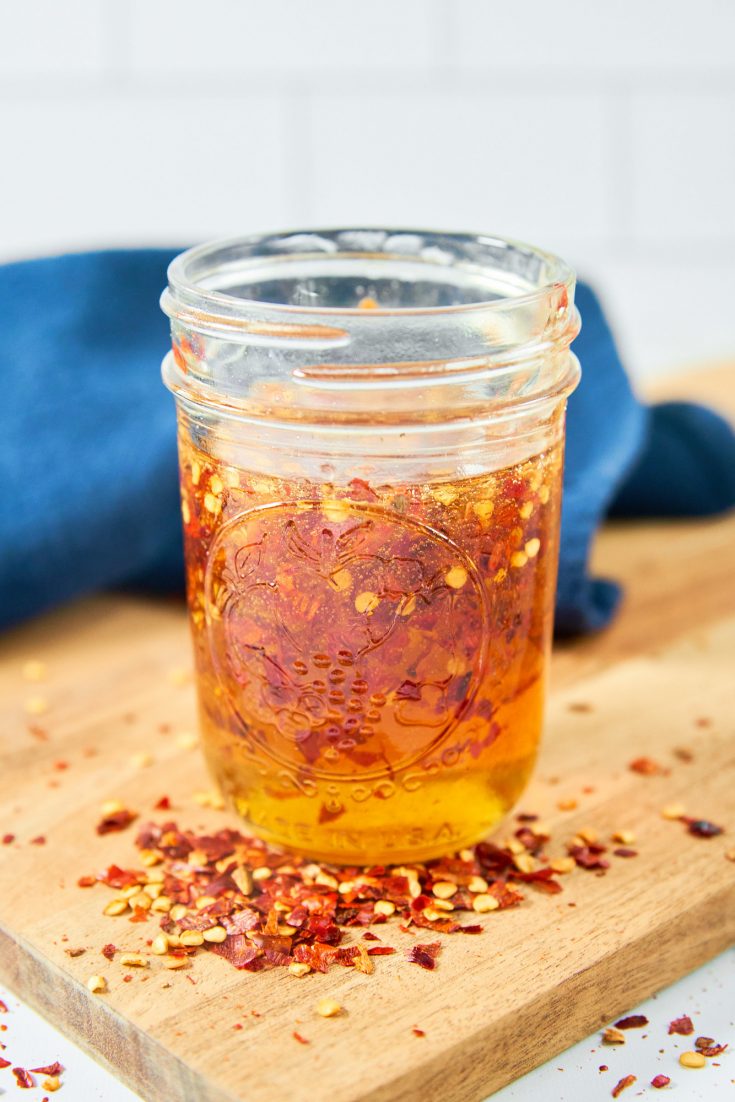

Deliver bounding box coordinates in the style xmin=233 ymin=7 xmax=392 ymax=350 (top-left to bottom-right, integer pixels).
xmin=161 ymin=229 xmax=581 ymax=865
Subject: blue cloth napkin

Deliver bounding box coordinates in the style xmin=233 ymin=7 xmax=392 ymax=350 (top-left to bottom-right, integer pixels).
xmin=1 ymin=250 xmax=733 ymax=635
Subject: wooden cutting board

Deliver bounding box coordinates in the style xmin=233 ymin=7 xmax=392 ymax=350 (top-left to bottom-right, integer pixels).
xmin=1 ymin=368 xmax=734 ymax=1102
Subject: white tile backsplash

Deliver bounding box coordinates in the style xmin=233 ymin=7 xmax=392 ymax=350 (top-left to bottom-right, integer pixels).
xmin=125 ymin=0 xmax=441 ymax=76
xmin=0 ymin=0 xmax=733 ymax=380
xmin=454 ymin=0 xmax=735 ymax=73
xmin=630 ymin=91 xmax=735 ymax=245
xmin=307 ymin=88 xmax=612 ymax=254
xmin=0 ymin=95 xmax=288 ymax=256
xmin=0 ymin=0 xmax=106 ymax=77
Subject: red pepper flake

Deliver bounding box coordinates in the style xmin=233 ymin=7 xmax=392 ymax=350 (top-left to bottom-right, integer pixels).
xmin=2 ymin=834 xmax=15 ymax=845
xmin=101 ymin=943 xmax=117 ymax=961
xmin=96 ymin=809 xmax=138 ymax=835
xmin=28 ymin=724 xmax=49 ymax=740
xmin=0 ymin=1056 xmax=10 ymax=1068
xmin=0 ymin=1000 xmax=7 ymax=1012
xmin=12 ymin=1067 xmax=35 ymax=1088
xmin=694 ymin=717 xmax=712 ymax=728
xmin=668 ymin=1014 xmax=694 ymax=1035
xmin=154 ymin=796 xmax=172 ymax=810
xmin=30 ymin=835 xmax=46 ymax=845
xmin=696 ymin=1040 xmax=727 ymax=1057
xmin=29 ymin=1062 xmax=64 ymax=1076
xmin=651 ymin=1074 xmax=670 ymax=1088
xmin=292 ymin=1031 xmax=310 ymax=1045
xmin=629 ymin=756 xmax=666 ymax=776
xmin=233 ymin=1023 xmax=243 ymax=1031
xmin=405 ymin=942 xmax=441 ymax=970
xmin=614 ymin=1015 xmax=648 ymax=1030
xmin=53 ymin=760 xmax=68 ymax=771
xmin=613 ymin=848 xmax=638 ymax=858
xmin=684 ymin=817 xmax=724 ymax=838
xmin=611 ymin=1074 xmax=636 ymax=1098
xmin=599 ymin=1065 xmax=608 ymax=1072
xmin=76 ymin=808 xmax=652 ymax=982
xmin=77 ymin=875 xmax=96 ymax=888
xmin=412 ymin=1027 xmax=426 ymax=1037
xmin=569 ymin=844 xmax=610 ymax=871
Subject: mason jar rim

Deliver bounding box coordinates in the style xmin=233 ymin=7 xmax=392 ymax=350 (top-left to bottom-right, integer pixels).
xmin=162 ymin=227 xmax=577 ymax=324
xmin=161 ymin=228 xmax=581 ymax=433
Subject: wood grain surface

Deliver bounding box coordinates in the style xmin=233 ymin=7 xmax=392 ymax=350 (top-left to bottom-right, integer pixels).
xmin=0 ymin=368 xmax=733 ymax=1102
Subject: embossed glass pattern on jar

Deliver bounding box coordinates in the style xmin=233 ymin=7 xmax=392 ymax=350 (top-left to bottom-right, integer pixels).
xmin=161 ymin=229 xmax=580 ymax=863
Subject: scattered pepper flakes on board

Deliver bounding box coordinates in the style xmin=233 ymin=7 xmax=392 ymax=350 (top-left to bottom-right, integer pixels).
xmin=77 ymin=816 xmax=576 ymax=979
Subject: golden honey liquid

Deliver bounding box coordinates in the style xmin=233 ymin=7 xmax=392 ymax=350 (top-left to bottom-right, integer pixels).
xmin=179 ymin=431 xmax=563 ymax=864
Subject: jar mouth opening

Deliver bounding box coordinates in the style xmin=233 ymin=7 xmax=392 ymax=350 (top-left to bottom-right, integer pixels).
xmin=163 ymin=228 xmax=576 ymax=323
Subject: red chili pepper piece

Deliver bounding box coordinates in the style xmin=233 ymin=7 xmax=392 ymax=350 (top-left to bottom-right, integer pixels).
xmin=12 ymin=1067 xmax=35 ymax=1088
xmin=685 ymin=818 xmax=724 ymax=838
xmin=29 ymin=1062 xmax=64 ymax=1075
xmin=405 ymin=942 xmax=441 ymax=970
xmin=611 ymin=1074 xmax=636 ymax=1098
xmin=668 ymin=1014 xmax=694 ymax=1035
xmin=0 ymin=1056 xmax=11 ymax=1068
xmin=698 ymin=1043 xmax=727 ymax=1057
xmin=96 ymin=810 xmax=138 ymax=835
xmin=614 ymin=1015 xmax=648 ymax=1029
xmin=629 ymin=757 xmax=666 ymax=776
xmin=651 ymin=1075 xmax=670 ymax=1089
xmin=292 ymin=1031 xmax=310 ymax=1045
xmin=101 ymin=944 xmax=117 ymax=960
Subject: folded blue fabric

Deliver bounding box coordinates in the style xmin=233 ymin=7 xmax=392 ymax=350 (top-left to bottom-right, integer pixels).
xmin=1 ymin=251 xmax=733 ymax=635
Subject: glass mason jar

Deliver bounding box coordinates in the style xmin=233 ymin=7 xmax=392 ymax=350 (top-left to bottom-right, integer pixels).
xmin=161 ymin=229 xmax=580 ymax=865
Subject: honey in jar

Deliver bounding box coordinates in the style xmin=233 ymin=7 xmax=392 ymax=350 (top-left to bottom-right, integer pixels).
xmin=162 ymin=229 xmax=580 ymax=863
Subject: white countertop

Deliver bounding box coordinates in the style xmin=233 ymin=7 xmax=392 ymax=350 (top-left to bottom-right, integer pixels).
xmin=1 ymin=949 xmax=732 ymax=1100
